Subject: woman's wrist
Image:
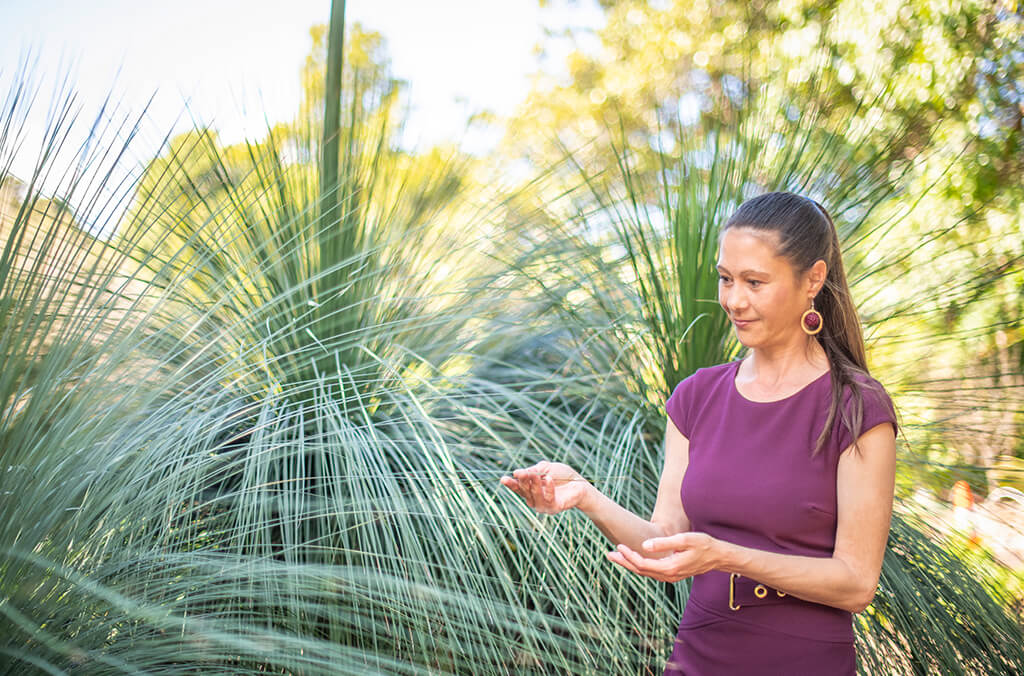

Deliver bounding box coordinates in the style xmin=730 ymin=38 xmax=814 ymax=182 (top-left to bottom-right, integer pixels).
xmin=575 ymin=481 xmax=602 ymax=515
xmin=712 ymin=537 xmax=743 ymax=574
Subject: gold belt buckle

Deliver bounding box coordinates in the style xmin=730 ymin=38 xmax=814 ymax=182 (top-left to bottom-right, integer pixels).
xmin=730 ymin=573 xmax=787 ymax=611
xmin=729 ymin=573 xmax=741 ymax=611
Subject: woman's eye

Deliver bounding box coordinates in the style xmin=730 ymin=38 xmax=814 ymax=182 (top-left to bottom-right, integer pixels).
xmin=718 ymin=275 xmax=729 ymax=282
xmin=749 ymin=280 xmax=761 ymax=287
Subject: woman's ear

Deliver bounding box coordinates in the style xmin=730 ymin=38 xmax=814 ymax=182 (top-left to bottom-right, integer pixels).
xmin=808 ymin=259 xmax=827 ymax=297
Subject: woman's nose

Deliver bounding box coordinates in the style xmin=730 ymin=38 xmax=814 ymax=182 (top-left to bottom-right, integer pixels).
xmin=722 ymin=288 xmax=748 ymax=313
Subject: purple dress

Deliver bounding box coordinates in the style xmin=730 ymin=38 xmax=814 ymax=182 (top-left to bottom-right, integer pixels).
xmin=662 ymin=359 xmax=898 ymax=675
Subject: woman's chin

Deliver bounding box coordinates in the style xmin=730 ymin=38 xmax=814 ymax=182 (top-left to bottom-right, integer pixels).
xmin=733 ymin=326 xmax=754 ymax=339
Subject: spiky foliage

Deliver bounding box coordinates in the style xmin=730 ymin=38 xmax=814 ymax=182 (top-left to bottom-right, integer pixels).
xmin=0 ymin=56 xmax=678 ymax=675
xmin=1 ymin=29 xmax=1021 ymax=676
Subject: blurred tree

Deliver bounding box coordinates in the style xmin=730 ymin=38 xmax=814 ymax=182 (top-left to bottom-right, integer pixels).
xmin=507 ymin=0 xmax=1024 ymax=495
xmin=120 ymin=21 xmax=490 ymax=408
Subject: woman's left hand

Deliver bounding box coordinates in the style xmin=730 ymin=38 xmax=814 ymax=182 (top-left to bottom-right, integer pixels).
xmin=606 ymin=532 xmax=723 ymax=582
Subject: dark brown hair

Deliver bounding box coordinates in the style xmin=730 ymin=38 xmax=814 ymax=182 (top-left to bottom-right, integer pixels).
xmin=719 ymin=191 xmax=896 ymax=458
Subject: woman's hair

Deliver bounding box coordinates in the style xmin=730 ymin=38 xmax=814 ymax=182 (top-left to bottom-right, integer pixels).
xmin=719 ymin=190 xmax=892 ymax=459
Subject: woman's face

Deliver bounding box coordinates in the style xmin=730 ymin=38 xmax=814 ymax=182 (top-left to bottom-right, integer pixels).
xmin=716 ymin=227 xmax=814 ymax=348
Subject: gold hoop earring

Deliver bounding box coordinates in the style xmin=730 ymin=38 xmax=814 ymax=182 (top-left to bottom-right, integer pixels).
xmin=801 ymin=299 xmax=823 ymax=335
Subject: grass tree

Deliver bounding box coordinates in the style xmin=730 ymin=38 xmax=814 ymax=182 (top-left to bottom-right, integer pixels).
xmin=0 ymin=23 xmax=675 ymax=676
xmin=1 ymin=13 xmax=1021 ymax=676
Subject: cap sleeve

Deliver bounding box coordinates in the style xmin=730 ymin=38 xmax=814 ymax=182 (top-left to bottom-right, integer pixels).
xmin=834 ymin=376 xmax=898 ymax=454
xmin=665 ymin=372 xmax=697 ymax=438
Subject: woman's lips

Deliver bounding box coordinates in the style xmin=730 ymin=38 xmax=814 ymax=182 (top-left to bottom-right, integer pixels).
xmin=733 ymin=319 xmax=756 ymax=328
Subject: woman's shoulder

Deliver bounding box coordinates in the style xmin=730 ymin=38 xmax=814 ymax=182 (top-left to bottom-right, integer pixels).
xmin=692 ymin=360 xmax=739 ymax=382
xmin=666 ymin=360 xmax=738 ymax=438
xmin=839 ymin=368 xmax=892 ymax=399
xmin=669 ymin=361 xmax=738 ymax=402
xmin=834 ymin=367 xmax=900 ymax=442
xmin=670 ymin=360 xmax=736 ymax=387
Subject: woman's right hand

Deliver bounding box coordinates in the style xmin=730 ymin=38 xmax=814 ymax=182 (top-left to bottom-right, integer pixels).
xmin=499 ymin=461 xmax=593 ymax=514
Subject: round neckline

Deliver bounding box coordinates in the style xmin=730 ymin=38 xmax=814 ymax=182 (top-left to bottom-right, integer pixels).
xmin=731 ymin=358 xmax=831 ymax=404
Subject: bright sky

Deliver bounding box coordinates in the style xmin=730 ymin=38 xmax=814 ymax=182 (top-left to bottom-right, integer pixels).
xmin=0 ymin=0 xmax=604 ymax=230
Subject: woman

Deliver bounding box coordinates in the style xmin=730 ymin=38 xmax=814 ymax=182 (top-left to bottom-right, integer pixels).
xmin=499 ymin=191 xmax=899 ymax=675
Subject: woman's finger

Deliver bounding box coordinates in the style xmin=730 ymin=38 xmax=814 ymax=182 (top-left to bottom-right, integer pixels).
xmin=523 ymin=472 xmax=536 ymax=502
xmin=607 ymin=550 xmax=674 ymax=582
xmin=508 ymin=474 xmax=540 ymax=508
xmin=499 ymin=476 xmax=525 ymax=498
xmin=621 ymin=546 xmax=677 ymax=574
xmin=537 ymin=475 xmax=551 ymax=511
xmin=642 ymin=534 xmax=689 ymax=554
xmin=535 ymin=474 xmax=547 ymax=504
xmin=529 ymin=473 xmax=544 ymax=507
xmin=606 ymin=550 xmax=642 ymax=575
xmin=616 ymin=544 xmax=677 ymax=575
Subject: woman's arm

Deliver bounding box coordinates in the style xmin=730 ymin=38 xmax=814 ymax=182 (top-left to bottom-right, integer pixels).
xmin=578 ymin=417 xmax=692 ymax=555
xmin=501 ymin=417 xmax=692 ymax=557
xmin=610 ymin=421 xmax=897 ymax=614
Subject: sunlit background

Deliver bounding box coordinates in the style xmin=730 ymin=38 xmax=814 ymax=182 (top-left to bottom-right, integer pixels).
xmin=1 ymin=0 xmax=1022 ymax=673
xmin=0 ymin=0 xmax=603 ymax=215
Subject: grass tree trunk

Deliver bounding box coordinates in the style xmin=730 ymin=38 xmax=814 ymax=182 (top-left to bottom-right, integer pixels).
xmin=314 ymin=0 xmax=352 ymax=385
xmin=320 ymin=0 xmax=346 ymax=223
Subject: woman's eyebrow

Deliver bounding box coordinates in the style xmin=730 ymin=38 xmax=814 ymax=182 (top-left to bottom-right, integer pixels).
xmin=716 ymin=263 xmax=768 ymax=276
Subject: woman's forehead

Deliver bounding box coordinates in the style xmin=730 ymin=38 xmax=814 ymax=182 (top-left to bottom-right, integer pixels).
xmin=717 ymin=228 xmax=785 ymax=269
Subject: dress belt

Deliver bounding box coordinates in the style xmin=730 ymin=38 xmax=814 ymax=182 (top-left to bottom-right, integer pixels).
xmin=686 ymin=570 xmax=855 ymax=642
xmin=727 ymin=572 xmax=795 ymax=611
